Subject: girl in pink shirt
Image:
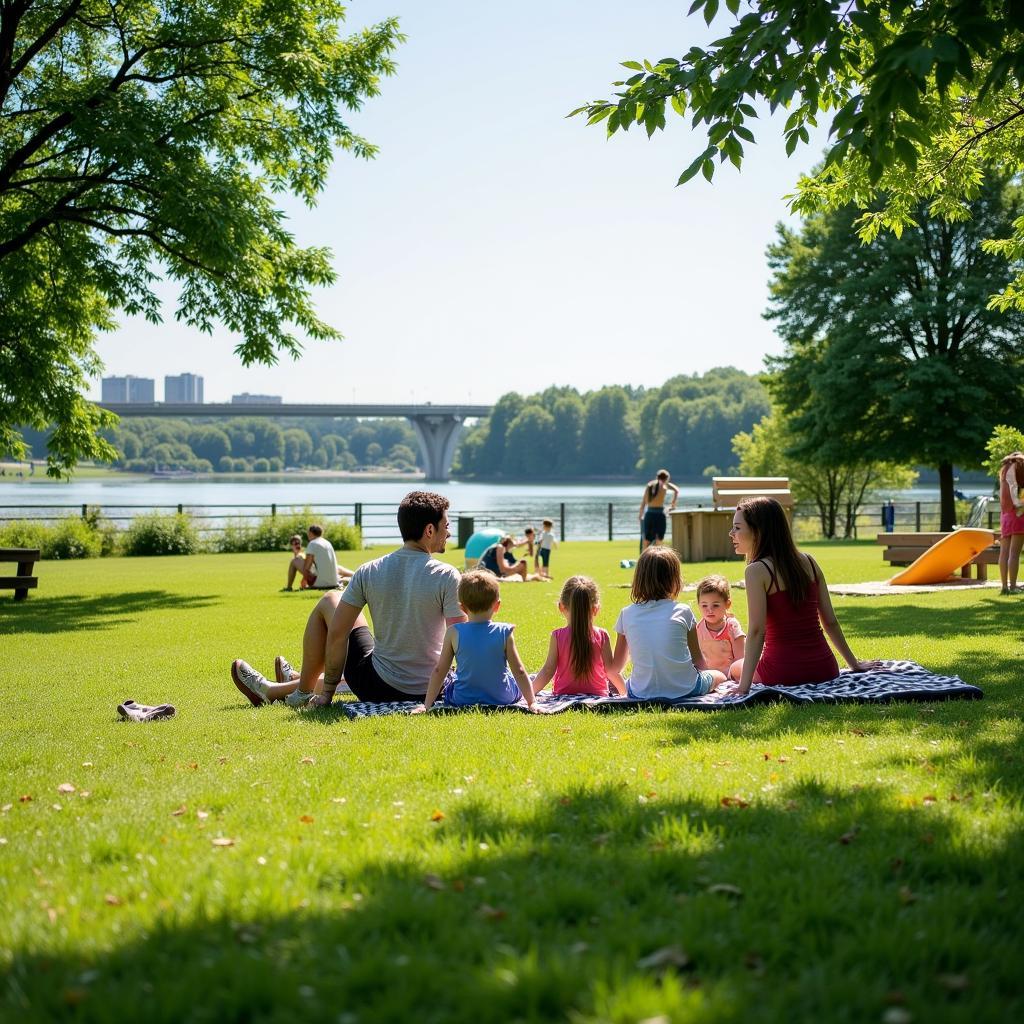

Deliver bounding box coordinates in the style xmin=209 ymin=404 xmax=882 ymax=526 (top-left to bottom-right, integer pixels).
xmin=694 ymin=574 xmax=746 ymax=681
xmin=533 ymin=576 xmax=626 ymax=696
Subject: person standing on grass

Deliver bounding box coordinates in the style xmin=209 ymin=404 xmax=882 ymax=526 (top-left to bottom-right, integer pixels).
xmin=998 ymin=451 xmax=1024 ymax=594
xmin=233 ymin=491 xmax=464 ymax=707
xmin=724 ymin=497 xmax=880 ymax=695
xmin=639 ymin=469 xmax=679 ymax=549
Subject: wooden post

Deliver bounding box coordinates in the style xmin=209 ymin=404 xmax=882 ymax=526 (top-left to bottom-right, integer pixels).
xmin=355 ymin=502 xmax=362 ymax=528
xmin=560 ymin=502 xmax=565 ymax=541
xmin=915 ymin=502 xmax=921 ymax=532
xmin=177 ymin=503 xmax=183 ymax=514
xmin=81 ymin=504 xmax=87 ymax=519
xmin=271 ymin=503 xmax=276 ymax=518
xmin=608 ymin=503 xmax=613 ymax=541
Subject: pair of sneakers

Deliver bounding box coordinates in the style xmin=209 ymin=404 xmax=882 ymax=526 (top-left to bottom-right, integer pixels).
xmin=231 ymin=657 xmax=316 ymax=708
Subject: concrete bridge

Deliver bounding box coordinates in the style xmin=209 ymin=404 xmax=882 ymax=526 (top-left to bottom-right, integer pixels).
xmin=96 ymin=402 xmax=492 ymax=481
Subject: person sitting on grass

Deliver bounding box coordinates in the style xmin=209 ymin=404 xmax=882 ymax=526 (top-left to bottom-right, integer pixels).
xmin=233 ymin=492 xmax=464 ymax=707
xmin=284 ymin=524 xmax=354 ymax=591
xmin=723 ymin=496 xmax=881 ymax=695
xmin=478 ymin=535 xmax=530 ymax=581
xmin=414 ymin=570 xmax=535 ymax=712
xmin=694 ymin=574 xmax=746 ymax=682
xmin=531 ymin=575 xmax=625 ymax=696
xmin=611 ymin=546 xmax=727 ymax=699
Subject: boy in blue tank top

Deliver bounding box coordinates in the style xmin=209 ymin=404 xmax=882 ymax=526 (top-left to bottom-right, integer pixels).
xmin=417 ymin=570 xmax=536 ymax=711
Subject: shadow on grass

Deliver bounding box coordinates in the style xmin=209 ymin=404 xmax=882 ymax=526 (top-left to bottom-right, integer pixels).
xmin=0 ymin=590 xmax=218 ymax=635
xmin=838 ymin=599 xmax=1019 ymax=642
xmin=4 ymin=772 xmax=1020 ymax=1023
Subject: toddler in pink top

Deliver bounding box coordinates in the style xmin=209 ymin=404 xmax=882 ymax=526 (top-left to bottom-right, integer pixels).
xmin=695 ymin=575 xmax=746 ymax=681
xmin=533 ymin=576 xmax=626 ymax=696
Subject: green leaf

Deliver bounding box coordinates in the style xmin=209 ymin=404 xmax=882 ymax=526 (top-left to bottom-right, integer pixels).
xmin=621 ymin=60 xmax=643 ymax=71
xmin=676 ymin=145 xmax=715 ymax=185
xmin=893 ymin=136 xmax=918 ymax=171
xmin=704 ymin=0 xmax=719 ymax=26
xmin=726 ymin=0 xmax=740 ymax=13
xmin=701 ymin=158 xmax=715 ymax=181
xmin=670 ymin=94 xmax=687 ymax=117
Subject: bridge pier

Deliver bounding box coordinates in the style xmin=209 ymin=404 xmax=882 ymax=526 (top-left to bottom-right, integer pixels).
xmin=409 ymin=414 xmax=464 ymax=482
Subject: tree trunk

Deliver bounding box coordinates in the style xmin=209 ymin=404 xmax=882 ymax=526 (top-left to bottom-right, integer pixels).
xmin=938 ymin=461 xmax=956 ymax=531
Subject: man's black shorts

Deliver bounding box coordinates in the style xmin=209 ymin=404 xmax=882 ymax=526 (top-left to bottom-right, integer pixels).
xmin=344 ymin=626 xmax=425 ymax=702
xmin=643 ymin=508 xmax=667 ymax=543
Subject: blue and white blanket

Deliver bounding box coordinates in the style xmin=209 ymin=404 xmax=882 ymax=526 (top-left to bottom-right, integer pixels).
xmin=336 ymin=660 xmax=981 ymax=719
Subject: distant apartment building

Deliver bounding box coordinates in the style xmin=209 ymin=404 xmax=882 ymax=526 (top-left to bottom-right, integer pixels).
xmin=231 ymin=393 xmax=282 ymax=405
xmin=101 ymin=375 xmax=155 ymax=403
xmin=165 ymin=373 xmax=204 ymax=404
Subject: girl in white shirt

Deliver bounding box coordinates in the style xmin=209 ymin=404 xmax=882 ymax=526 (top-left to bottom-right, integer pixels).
xmin=611 ymin=546 xmax=727 ymax=699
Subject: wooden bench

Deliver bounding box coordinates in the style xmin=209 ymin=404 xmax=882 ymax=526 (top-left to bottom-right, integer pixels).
xmin=0 ymin=547 xmax=40 ymax=600
xmin=876 ymin=532 xmax=1000 ymax=581
xmin=712 ymin=476 xmax=793 ymax=509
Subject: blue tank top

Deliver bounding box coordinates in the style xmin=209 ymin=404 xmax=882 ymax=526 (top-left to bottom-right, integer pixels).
xmin=479 ymin=544 xmax=501 ymax=574
xmin=446 ymin=621 xmax=519 ymax=705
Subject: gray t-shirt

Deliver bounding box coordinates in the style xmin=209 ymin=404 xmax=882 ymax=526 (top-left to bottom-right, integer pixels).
xmin=341 ymin=547 xmax=462 ymax=694
xmin=306 ymin=536 xmax=339 ymax=588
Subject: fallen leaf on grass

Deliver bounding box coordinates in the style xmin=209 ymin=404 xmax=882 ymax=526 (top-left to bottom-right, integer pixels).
xmin=591 ymin=832 xmax=613 ymax=846
xmin=57 ymin=783 xmax=75 ymax=794
xmin=922 ymin=794 xmax=937 ymax=805
xmin=720 ymin=796 xmax=749 ymax=809
xmin=78 ymin=791 xmax=90 ymax=799
xmin=211 ymin=837 xmax=235 ymax=847
xmin=777 ymin=756 xmax=790 ymax=763
xmin=423 ymin=874 xmax=445 ymax=891
xmin=636 ymin=945 xmax=691 ymax=973
xmin=1 ymin=804 xmax=12 ymax=813
xmin=299 ymin=815 xmax=314 ymax=824
xmin=300 ymin=756 xmax=315 ymax=765
xmin=19 ymin=795 xmax=32 ymax=803
xmin=761 ymin=752 xmax=772 ymax=761
xmin=706 ymin=883 xmax=743 ymax=899
xmin=793 ymin=746 xmax=808 ymax=754
xmin=196 ymin=810 xmax=209 ymax=820
xmin=838 ymin=828 xmax=859 ymax=845
xmin=850 ymin=729 xmax=866 ymax=737
xmin=898 ymin=886 xmax=917 ymax=905
xmin=882 ymin=1008 xmax=912 ymax=1024
xmin=712 ymin=760 xmax=733 ymax=767
xmin=171 ymin=806 xmax=186 ymax=817
xmin=477 ymin=904 xmax=506 ymax=920
xmin=82 ymin=762 xmax=93 ymax=768
xmin=104 ymin=894 xmax=121 ymax=906
xmin=430 ymin=809 xmax=445 ymax=822
xmin=217 ymin=757 xmax=228 ymax=765
xmin=331 ymin=797 xmax=347 ymax=804
xmin=936 ymin=973 xmax=969 ymax=993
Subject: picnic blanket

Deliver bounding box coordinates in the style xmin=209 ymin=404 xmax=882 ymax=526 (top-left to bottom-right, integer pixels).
xmin=336 ymin=660 xmax=981 ymax=719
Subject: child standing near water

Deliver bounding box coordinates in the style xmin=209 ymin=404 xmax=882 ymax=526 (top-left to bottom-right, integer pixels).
xmin=532 ymin=576 xmax=626 ymax=696
xmin=611 ymin=547 xmax=727 ymax=698
xmin=694 ymin=574 xmax=746 ymax=681
xmin=537 ymin=519 xmax=558 ymax=579
xmin=417 ymin=570 xmax=535 ymax=711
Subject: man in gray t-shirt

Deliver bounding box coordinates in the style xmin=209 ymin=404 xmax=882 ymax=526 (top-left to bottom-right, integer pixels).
xmin=230 ymin=492 xmax=464 ymax=707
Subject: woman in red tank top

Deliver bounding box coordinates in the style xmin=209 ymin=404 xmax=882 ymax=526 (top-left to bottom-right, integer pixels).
xmin=726 ymin=497 xmax=879 ymax=694
xmin=998 ymin=451 xmax=1024 ymax=594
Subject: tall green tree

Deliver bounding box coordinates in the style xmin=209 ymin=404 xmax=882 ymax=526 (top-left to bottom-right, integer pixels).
xmin=504 ymin=405 xmax=557 ymax=478
xmin=573 ymin=1 xmax=1024 ymax=306
xmin=765 ymin=176 xmax=1024 ymax=530
xmin=0 ymin=1 xmax=401 ymax=475
xmin=579 ymin=387 xmax=637 ymax=476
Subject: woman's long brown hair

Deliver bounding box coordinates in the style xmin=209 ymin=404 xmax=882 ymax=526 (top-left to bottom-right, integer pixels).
xmin=561 ymin=576 xmax=600 ymax=681
xmin=1001 ymin=451 xmax=1024 ymax=486
xmin=736 ymin=496 xmax=810 ymax=603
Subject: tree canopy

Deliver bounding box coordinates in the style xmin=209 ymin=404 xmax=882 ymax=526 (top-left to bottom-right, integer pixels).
xmin=0 ymin=1 xmax=401 ymax=475
xmin=573 ymin=0 xmax=1024 ymax=304
xmin=765 ymin=174 xmax=1024 ymax=530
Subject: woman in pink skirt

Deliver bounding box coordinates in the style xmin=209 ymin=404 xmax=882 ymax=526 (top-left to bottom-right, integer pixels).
xmin=998 ymin=451 xmax=1024 ymax=595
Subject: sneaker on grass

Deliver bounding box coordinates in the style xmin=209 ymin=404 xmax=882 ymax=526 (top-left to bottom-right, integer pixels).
xmin=231 ymin=659 xmax=270 ymax=707
xmin=284 ymin=687 xmax=316 ymax=709
xmin=275 ymin=655 xmax=297 ymax=684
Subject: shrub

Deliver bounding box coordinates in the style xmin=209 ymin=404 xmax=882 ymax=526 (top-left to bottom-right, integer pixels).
xmin=0 ymin=517 xmax=102 ymax=559
xmin=122 ymin=513 xmax=200 ymax=556
xmin=217 ymin=456 xmax=234 ymax=473
xmin=213 ymin=509 xmax=361 ymax=553
xmin=252 ymin=458 xmax=270 ymax=473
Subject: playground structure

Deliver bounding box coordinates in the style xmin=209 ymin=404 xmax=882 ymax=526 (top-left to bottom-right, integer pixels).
xmin=670 ymin=477 xmax=792 ymax=561
xmin=883 ymin=528 xmax=999 ymax=585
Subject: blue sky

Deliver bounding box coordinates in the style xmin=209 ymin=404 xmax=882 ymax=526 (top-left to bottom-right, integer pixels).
xmin=90 ymin=1 xmax=829 ymax=405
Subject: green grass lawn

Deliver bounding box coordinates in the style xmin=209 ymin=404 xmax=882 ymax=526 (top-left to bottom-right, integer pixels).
xmin=1 ymin=541 xmax=1021 ymax=1023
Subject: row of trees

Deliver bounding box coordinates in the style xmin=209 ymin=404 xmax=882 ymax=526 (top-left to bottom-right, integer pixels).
xmin=454 ymin=368 xmax=768 ymax=479
xmin=18 ymin=418 xmax=421 ymax=474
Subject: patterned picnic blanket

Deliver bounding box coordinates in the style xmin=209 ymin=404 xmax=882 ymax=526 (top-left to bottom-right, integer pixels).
xmin=336 ymin=660 xmax=981 ymax=719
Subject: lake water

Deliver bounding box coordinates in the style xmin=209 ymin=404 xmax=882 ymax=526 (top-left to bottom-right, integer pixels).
xmin=0 ymin=475 xmax=952 ymax=541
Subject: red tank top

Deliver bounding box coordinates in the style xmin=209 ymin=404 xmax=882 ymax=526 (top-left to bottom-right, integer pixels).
xmin=1000 ymin=466 xmax=1017 ymax=514
xmin=755 ymin=558 xmax=838 ymax=686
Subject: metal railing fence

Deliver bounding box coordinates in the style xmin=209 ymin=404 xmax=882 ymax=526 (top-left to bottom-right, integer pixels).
xmin=0 ymin=498 xmax=1000 ymax=544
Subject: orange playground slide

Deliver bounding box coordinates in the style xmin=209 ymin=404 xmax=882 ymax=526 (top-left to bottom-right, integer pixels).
xmin=888 ymin=528 xmax=997 ymax=586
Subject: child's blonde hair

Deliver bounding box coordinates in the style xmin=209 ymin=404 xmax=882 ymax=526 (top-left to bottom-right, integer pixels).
xmin=695 ymin=574 xmax=731 ymax=603
xmin=459 ymin=569 xmax=500 ymax=614
xmin=560 ymin=575 xmax=600 ymax=680
xmin=631 ymin=547 xmax=682 ymax=604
